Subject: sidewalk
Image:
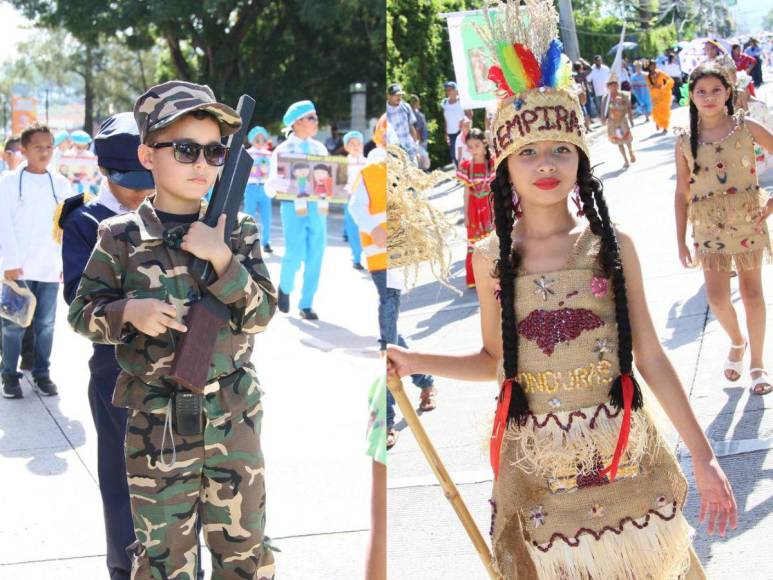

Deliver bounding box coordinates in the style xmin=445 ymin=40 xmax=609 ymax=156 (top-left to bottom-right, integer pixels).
xmin=388 ymin=84 xmax=773 ymax=578
xmin=0 ymin=207 xmax=380 ymax=578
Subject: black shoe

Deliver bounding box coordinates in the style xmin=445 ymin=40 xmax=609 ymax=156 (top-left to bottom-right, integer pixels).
xmin=1 ymin=375 xmax=23 ymax=399
xmin=343 ymin=234 xmax=349 ymax=242
xmin=353 ymin=262 xmax=365 ymax=271
xmin=32 ymin=376 xmax=58 ymax=397
xmin=263 ymin=243 xmax=273 ymax=254
xmin=277 ymin=290 xmax=290 ymax=313
xmin=20 ymin=358 xmax=33 ymax=371
xmin=300 ymin=308 xmax=319 ymax=320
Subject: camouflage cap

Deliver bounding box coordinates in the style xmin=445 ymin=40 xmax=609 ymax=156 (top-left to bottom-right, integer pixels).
xmin=133 ymin=80 xmax=242 ymax=142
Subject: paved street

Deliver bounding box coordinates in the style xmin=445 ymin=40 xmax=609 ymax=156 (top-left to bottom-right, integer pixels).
xmin=0 ymin=207 xmax=380 ymax=579
xmin=388 ymin=85 xmax=773 ymax=578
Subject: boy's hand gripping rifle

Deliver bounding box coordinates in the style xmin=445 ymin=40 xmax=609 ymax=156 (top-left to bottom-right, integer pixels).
xmin=169 ymin=95 xmax=256 ymax=394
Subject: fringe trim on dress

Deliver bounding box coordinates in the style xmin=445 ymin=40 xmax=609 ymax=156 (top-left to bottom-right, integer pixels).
xmin=695 ymin=246 xmax=772 ymax=272
xmin=503 ymin=404 xmax=654 ymax=480
xmin=526 ymin=501 xmax=694 ymax=580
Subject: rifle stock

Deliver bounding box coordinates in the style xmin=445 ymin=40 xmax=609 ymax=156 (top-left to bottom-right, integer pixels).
xmin=169 ymin=94 xmax=256 ymax=393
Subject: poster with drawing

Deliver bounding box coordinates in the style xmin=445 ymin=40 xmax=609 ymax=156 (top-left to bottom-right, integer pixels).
xmin=443 ymin=8 xmax=500 ymax=109
xmin=274 ymin=153 xmax=349 ymax=203
xmin=57 ymin=153 xmax=102 ymax=196
xmin=247 ymin=149 xmax=271 ymax=185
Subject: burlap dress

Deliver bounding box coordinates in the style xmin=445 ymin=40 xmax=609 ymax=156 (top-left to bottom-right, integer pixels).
xmin=476 ymin=227 xmax=704 ymax=580
xmin=679 ymin=111 xmax=771 ymax=271
xmin=605 ymin=91 xmax=633 ymax=145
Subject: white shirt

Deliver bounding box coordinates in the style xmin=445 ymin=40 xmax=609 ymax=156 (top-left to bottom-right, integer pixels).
xmin=442 ymin=98 xmax=467 ymax=135
xmin=662 ymin=62 xmax=682 ymax=78
xmin=586 ymin=65 xmax=611 ymax=96
xmin=455 ymin=134 xmax=472 ymax=165
xmin=264 ymin=134 xmax=328 ymax=199
xmin=346 ymin=153 xmax=367 ymax=195
xmin=0 ymin=167 xmax=73 ymax=282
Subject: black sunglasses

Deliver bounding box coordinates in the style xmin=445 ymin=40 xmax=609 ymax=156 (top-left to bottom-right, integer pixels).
xmin=151 ymin=141 xmax=229 ymax=166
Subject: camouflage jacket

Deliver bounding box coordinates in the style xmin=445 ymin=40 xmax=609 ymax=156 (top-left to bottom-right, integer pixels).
xmin=68 ymin=197 xmax=277 ymax=413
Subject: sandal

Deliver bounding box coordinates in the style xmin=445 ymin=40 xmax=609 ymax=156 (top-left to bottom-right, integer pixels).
xmin=419 ymin=387 xmax=437 ymax=412
xmin=750 ymin=368 xmax=773 ymax=396
xmin=723 ymin=342 xmax=747 ymax=382
xmin=387 ymin=428 xmax=398 ymax=450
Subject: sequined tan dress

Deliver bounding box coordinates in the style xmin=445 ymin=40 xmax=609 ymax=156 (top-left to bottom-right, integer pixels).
xmin=679 ymin=111 xmax=771 ymax=271
xmin=605 ymin=91 xmax=633 ymax=145
xmin=476 ymin=228 xmax=704 ymax=580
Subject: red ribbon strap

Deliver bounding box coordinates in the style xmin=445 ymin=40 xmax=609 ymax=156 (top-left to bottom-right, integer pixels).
xmin=599 ymin=374 xmax=634 ymax=481
xmin=490 ymin=379 xmax=513 ymax=479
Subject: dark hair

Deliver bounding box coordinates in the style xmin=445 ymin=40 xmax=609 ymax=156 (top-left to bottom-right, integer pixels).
xmin=489 ymin=149 xmax=642 ymax=422
xmin=20 ymin=123 xmax=52 ymax=147
xmin=465 ymin=128 xmax=492 ymax=165
xmin=292 ymin=163 xmax=310 ymax=174
xmin=4 ymin=137 xmax=21 ymax=152
xmin=688 ymin=64 xmax=734 ymax=175
xmin=312 ymin=163 xmax=332 ymax=176
xmin=731 ymin=44 xmax=740 ymax=52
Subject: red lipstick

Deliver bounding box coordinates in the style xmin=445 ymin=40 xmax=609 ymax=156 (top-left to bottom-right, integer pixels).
xmin=533 ymin=178 xmax=561 ymax=190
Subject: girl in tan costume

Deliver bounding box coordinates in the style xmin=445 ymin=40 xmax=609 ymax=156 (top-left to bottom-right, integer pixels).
xmin=388 ymin=2 xmax=737 ymax=578
xmin=675 ymin=63 xmax=773 ymax=396
xmin=603 ymin=74 xmax=636 ymax=168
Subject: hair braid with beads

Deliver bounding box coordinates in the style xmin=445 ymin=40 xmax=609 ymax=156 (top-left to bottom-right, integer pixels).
xmin=489 ymin=164 xmax=529 ymax=422
xmin=488 ymin=150 xmax=643 ymax=419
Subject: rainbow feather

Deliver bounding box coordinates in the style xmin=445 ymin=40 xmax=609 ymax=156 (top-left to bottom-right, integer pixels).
xmin=514 ymin=43 xmax=541 ymax=89
xmin=539 ymin=39 xmax=563 ymax=87
xmin=487 ymin=65 xmax=513 ymax=97
xmin=558 ymin=54 xmax=573 ymax=88
xmin=496 ymin=42 xmax=527 ymax=94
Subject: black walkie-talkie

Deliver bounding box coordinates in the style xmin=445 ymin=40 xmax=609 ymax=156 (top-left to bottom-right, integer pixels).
xmin=173 ymin=391 xmax=203 ymax=436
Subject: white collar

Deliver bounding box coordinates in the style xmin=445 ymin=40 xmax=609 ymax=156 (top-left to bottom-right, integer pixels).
xmin=95 ymin=181 xmax=131 ymax=215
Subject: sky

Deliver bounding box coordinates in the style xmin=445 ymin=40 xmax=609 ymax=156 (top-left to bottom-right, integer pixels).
xmin=0 ymin=4 xmax=33 ymax=64
xmin=733 ymin=0 xmax=771 ymax=35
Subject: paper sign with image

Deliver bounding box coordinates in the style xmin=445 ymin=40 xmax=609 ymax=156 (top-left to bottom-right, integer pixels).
xmin=444 ymin=9 xmax=501 ymax=110
xmin=58 ymin=154 xmax=102 ymax=196
xmin=275 ymin=153 xmax=349 ymax=203
xmin=248 ymin=149 xmax=271 ymax=184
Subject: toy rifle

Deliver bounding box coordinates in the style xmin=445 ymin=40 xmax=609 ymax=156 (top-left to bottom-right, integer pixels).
xmin=169 ymin=94 xmax=256 ymax=394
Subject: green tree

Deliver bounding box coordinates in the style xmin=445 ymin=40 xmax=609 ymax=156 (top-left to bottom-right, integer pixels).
xmin=8 ymin=28 xmax=159 ymax=132
xmin=388 ymin=0 xmax=471 ymax=165
xmin=10 ymin=0 xmax=385 ymax=130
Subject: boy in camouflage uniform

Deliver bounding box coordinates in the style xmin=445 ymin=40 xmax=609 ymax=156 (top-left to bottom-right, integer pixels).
xmin=68 ymin=81 xmax=277 ymax=580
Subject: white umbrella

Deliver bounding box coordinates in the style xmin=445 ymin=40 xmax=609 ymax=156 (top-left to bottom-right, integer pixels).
xmin=678 ymin=36 xmax=733 ymax=75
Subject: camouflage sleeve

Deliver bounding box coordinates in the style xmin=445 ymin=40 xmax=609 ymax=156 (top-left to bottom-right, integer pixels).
xmin=67 ymin=223 xmax=130 ymax=344
xmin=206 ymin=214 xmax=277 ymax=334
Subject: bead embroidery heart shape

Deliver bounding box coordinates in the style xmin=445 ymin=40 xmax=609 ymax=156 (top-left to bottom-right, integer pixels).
xmin=518 ymin=308 xmax=605 ymax=355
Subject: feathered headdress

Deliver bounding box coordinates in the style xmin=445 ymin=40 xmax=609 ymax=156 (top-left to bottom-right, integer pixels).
xmin=476 ymin=0 xmax=589 ymax=169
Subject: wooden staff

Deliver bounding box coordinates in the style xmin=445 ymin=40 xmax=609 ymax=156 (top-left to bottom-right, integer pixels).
xmin=387 ymin=373 xmax=501 ymax=580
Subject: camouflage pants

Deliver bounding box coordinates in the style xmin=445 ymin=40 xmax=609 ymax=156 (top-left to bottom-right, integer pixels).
xmin=125 ymin=399 xmax=275 ymax=580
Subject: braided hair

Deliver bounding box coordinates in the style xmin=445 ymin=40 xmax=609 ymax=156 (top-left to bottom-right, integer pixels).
xmin=688 ymin=65 xmax=735 ymax=176
xmin=488 ymin=149 xmax=642 ymax=424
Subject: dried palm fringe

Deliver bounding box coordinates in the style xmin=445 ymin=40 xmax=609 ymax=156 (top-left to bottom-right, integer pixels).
xmin=386 ymin=146 xmax=460 ymax=294
xmin=524 ymin=504 xmax=694 ymax=580
xmin=688 ymin=188 xmax=771 ymax=272
xmin=688 ymin=187 xmax=765 ymax=223
xmin=503 ymin=405 xmax=655 ymax=480
xmin=695 ymin=246 xmax=772 ymax=272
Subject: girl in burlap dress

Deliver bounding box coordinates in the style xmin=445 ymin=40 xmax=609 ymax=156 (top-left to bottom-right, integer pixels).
xmin=675 ymin=63 xmax=773 ymax=396
xmin=457 ymin=128 xmax=495 ymax=287
xmin=602 ymin=74 xmax=637 ymax=168
xmin=388 ymin=2 xmax=737 ymax=578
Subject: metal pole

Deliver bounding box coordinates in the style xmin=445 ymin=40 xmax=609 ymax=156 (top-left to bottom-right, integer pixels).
xmin=557 ymin=0 xmax=581 ymax=61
